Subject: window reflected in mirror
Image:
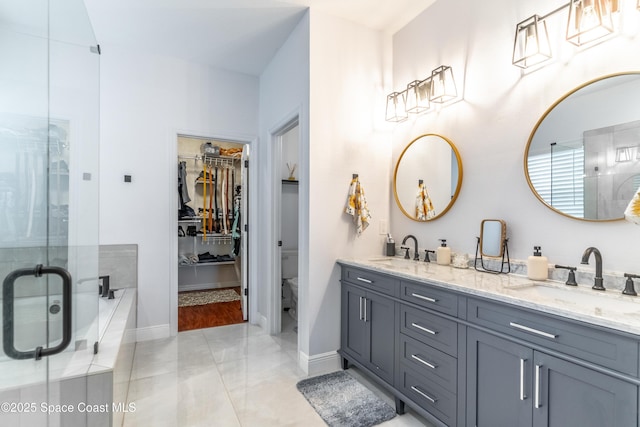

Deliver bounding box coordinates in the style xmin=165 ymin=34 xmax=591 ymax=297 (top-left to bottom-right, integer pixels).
xmin=525 ymin=73 xmax=640 ymax=221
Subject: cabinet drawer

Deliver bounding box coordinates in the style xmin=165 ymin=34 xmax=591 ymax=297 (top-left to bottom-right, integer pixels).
xmin=401 ymin=305 xmax=457 ymax=357
xmin=400 ymin=334 xmax=457 ymax=393
xmin=468 ymin=298 xmax=639 ymax=376
xmin=342 ymin=267 xmax=399 ymax=297
xmin=401 ymin=281 xmax=458 ymax=316
xmin=398 ymin=365 xmax=456 ymax=427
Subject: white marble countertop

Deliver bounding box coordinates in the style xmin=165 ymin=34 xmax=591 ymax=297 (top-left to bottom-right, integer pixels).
xmin=338 ymin=257 xmax=640 ymax=337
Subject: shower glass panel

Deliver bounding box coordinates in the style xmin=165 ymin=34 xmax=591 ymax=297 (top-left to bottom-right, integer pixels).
xmin=0 ymin=0 xmax=100 ymax=425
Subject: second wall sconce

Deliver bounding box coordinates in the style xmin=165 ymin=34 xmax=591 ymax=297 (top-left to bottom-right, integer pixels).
xmin=513 ymin=0 xmax=620 ymax=69
xmin=385 ymin=65 xmax=458 ymax=122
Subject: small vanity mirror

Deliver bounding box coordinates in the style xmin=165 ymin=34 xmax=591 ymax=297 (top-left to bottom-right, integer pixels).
xmin=393 ymin=134 xmax=463 ymax=221
xmin=480 ymin=219 xmax=506 ymax=257
xmin=475 ymin=219 xmax=510 ymax=274
xmin=525 ymin=72 xmax=640 ymax=221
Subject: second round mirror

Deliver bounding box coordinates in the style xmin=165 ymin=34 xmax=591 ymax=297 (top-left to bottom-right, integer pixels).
xmin=393 ymin=134 xmax=463 ymax=221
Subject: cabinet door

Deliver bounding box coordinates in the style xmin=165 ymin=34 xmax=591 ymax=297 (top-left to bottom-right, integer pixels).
xmin=533 ymin=352 xmax=638 ymax=427
xmin=366 ymin=291 xmax=395 ymax=384
xmin=341 ymin=284 xmax=368 ymax=363
xmin=467 ymin=329 xmax=533 ymax=427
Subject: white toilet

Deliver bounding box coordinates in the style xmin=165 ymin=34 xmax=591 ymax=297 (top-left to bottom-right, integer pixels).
xmin=281 ymin=250 xmax=298 ymax=320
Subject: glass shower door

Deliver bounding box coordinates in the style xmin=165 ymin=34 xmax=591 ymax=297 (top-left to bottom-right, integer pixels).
xmin=0 ymin=0 xmax=100 ymax=425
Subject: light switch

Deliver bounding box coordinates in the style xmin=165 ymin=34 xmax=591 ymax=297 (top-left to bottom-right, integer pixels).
xmin=379 ymin=219 xmax=387 ymax=235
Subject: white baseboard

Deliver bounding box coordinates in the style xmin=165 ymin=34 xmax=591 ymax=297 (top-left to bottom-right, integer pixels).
xmin=300 ymin=350 xmax=341 ymax=376
xmin=136 ymin=324 xmax=171 ymax=342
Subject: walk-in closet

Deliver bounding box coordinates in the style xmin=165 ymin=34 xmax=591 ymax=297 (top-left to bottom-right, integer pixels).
xmin=177 ymin=135 xmax=248 ymax=331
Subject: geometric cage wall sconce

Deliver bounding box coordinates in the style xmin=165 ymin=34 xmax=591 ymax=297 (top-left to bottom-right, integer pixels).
xmin=513 ymin=0 xmax=621 ymax=69
xmin=385 ymin=65 xmax=457 ymax=122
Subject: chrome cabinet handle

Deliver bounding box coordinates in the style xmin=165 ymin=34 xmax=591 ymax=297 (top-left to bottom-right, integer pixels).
xmin=509 ymin=322 xmax=558 ymax=339
xmin=411 ymin=386 xmax=437 ymax=403
xmin=411 ymin=293 xmax=437 ymax=303
xmin=3 ymin=265 xmax=72 ymax=360
xmin=364 ymin=297 xmax=368 ymax=322
xmin=535 ymin=364 xmax=542 ymax=409
xmin=411 ymin=354 xmax=437 ymax=369
xmin=411 ymin=322 xmax=438 ymax=335
xmin=520 ymin=358 xmax=527 ymax=401
xmin=356 ymin=277 xmax=373 ymax=284
xmin=359 ymin=296 xmax=363 ymax=320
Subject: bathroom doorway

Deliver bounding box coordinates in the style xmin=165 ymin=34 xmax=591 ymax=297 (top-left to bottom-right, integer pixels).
xmin=279 ymin=124 xmax=300 ymax=335
xmin=271 ymin=118 xmax=300 ymax=340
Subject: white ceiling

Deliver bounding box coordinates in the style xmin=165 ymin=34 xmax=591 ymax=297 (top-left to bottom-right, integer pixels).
xmin=82 ymin=0 xmax=437 ymax=76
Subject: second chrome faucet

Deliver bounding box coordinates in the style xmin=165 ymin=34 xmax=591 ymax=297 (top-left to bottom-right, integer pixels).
xmin=581 ymin=247 xmax=605 ymax=291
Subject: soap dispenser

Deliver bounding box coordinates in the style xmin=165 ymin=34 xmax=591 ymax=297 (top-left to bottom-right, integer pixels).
xmin=527 ymin=246 xmax=548 ymax=281
xmin=437 ymin=239 xmax=451 ymax=265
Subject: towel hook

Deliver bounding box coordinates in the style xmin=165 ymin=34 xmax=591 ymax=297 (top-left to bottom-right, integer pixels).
xmin=419 ymin=179 xmax=424 ymax=185
xmin=352 ymin=173 xmax=359 ymax=179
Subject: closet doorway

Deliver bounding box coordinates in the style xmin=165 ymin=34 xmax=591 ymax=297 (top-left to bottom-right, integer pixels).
xmin=177 ymin=135 xmax=249 ymax=331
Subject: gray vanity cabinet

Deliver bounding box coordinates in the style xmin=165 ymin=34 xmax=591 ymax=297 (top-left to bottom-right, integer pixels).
xmin=340 ymin=281 xmax=396 ymax=385
xmin=466 ymin=329 xmax=532 ymax=427
xmin=533 ymin=352 xmax=637 ymax=427
xmin=466 ymin=299 xmax=639 ymax=427
xmin=339 ymin=262 xmax=640 ymax=427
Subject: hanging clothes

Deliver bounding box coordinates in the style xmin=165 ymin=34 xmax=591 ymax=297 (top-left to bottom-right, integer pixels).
xmin=345 ymin=176 xmax=371 ymax=236
xmin=178 ymin=161 xmax=191 ymax=208
xmin=232 ymin=183 xmax=241 ymax=255
xmin=202 ymin=162 xmax=207 ymax=241
xmin=208 ymin=165 xmax=214 ymax=232
xmin=221 ymin=167 xmax=228 ymax=235
xmin=416 ymin=182 xmax=436 ymax=221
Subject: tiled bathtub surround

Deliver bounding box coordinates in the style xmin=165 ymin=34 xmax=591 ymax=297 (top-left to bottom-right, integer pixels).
xmin=99 ymin=244 xmax=138 ymax=290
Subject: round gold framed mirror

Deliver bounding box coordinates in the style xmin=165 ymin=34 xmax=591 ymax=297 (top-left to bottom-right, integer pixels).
xmin=393 ymin=134 xmax=463 ymax=221
xmin=524 ymin=72 xmax=640 ymax=221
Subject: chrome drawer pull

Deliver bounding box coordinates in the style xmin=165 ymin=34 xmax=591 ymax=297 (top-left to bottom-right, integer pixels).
xmin=411 ymin=386 xmax=437 ymax=403
xmin=509 ymin=322 xmax=557 ymax=339
xmin=411 ymin=354 xmax=437 ymax=369
xmin=411 ymin=293 xmax=437 ymax=303
xmin=356 ymin=277 xmax=373 ymax=284
xmin=535 ymin=364 xmax=542 ymax=409
xmin=411 ymin=322 xmax=438 ymax=335
xmin=520 ymin=358 xmax=527 ymax=401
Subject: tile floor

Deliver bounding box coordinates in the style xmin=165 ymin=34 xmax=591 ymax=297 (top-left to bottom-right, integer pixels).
xmin=121 ymin=315 xmax=433 ymax=426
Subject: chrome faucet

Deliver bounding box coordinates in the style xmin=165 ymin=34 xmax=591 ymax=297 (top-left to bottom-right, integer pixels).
xmin=580 ymin=247 xmax=605 ymax=291
xmin=401 ymin=235 xmax=420 ymax=261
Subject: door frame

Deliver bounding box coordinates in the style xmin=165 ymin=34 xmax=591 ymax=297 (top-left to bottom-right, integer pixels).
xmin=268 ymin=116 xmax=299 ymax=335
xmin=169 ymin=130 xmax=258 ymax=335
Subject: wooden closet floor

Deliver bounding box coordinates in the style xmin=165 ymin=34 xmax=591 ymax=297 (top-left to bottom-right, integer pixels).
xmin=178 ymin=287 xmax=245 ymax=331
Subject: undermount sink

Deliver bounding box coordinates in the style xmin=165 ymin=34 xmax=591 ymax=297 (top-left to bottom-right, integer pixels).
xmin=509 ymin=282 xmax=640 ymax=315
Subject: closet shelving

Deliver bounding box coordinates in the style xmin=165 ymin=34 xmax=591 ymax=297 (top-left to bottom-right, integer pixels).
xmin=178 ymin=152 xmax=240 ymax=272
xmin=178 ymin=218 xmax=235 ymax=266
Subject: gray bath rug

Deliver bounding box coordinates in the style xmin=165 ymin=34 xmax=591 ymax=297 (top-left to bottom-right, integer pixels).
xmin=178 ymin=289 xmax=240 ymax=307
xmin=296 ymin=371 xmax=396 ymax=427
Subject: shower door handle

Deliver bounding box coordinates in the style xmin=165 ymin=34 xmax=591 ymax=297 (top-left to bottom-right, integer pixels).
xmin=3 ymin=265 xmax=72 ymax=360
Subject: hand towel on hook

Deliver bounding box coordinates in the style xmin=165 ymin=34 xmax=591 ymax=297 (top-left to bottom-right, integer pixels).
xmin=416 ymin=182 xmax=436 ymax=221
xmin=345 ymin=176 xmax=371 ymax=236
